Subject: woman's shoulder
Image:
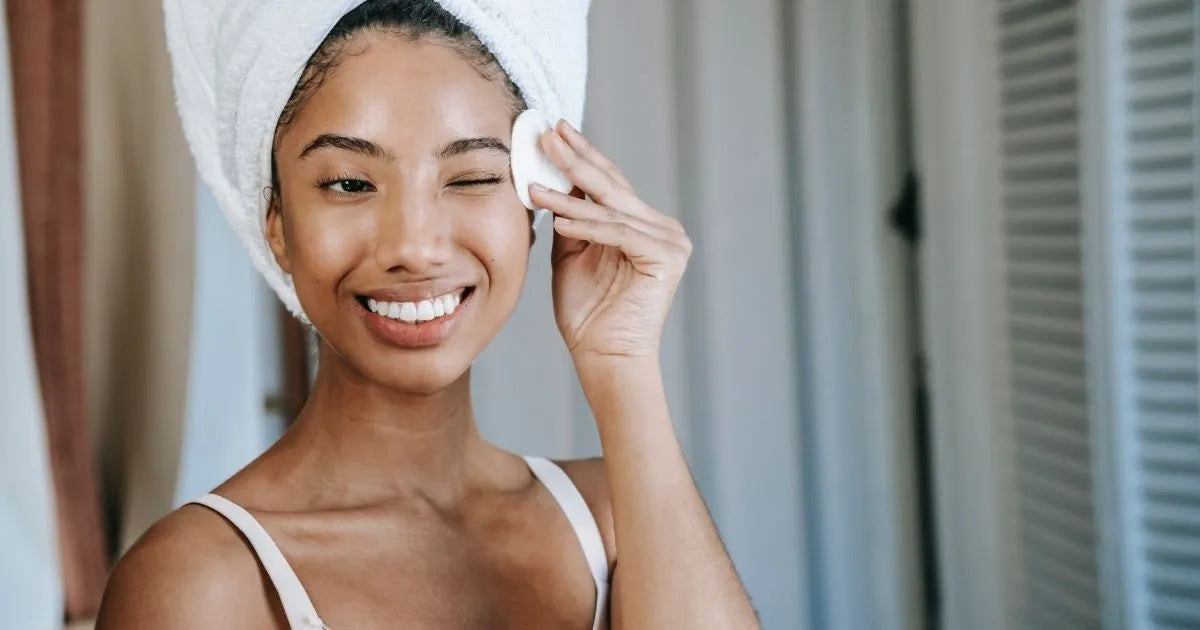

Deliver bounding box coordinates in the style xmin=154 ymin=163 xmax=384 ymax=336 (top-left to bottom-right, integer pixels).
xmin=550 ymin=456 xmax=617 ymax=570
xmin=95 ymin=502 xmax=279 ymax=629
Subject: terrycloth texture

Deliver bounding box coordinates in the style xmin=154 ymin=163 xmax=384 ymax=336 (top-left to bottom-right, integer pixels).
xmin=164 ymin=0 xmax=591 ymax=322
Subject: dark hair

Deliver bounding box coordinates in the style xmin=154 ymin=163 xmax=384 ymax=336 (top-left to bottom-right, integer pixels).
xmin=268 ymin=0 xmax=526 ymax=207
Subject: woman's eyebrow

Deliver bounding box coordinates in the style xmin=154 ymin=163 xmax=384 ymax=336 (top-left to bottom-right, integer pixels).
xmin=297 ymin=134 xmax=509 ymax=161
xmin=437 ymin=137 xmax=510 ymax=159
xmin=299 ymin=133 xmax=395 ymax=161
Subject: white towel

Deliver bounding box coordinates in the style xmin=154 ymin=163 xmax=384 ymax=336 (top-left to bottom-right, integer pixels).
xmin=164 ymin=0 xmax=590 ymax=322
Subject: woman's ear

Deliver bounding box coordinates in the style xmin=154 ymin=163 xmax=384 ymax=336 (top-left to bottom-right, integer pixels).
xmin=265 ymin=193 xmax=292 ymax=274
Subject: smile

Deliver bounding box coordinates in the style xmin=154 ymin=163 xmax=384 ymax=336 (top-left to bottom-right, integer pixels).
xmin=355 ymin=286 xmax=475 ymax=350
xmin=365 ymin=289 xmax=464 ymax=324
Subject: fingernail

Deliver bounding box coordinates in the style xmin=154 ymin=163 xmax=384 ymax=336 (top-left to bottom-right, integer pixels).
xmin=531 ymin=183 xmax=549 ymax=193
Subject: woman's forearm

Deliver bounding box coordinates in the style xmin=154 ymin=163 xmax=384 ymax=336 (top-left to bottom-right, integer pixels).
xmin=576 ymin=356 xmax=759 ymax=629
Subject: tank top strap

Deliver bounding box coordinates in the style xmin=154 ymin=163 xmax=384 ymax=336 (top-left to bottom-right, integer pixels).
xmin=188 ymin=493 xmax=329 ymax=630
xmin=189 ymin=461 xmax=610 ymax=630
xmin=522 ymin=455 xmax=610 ymax=630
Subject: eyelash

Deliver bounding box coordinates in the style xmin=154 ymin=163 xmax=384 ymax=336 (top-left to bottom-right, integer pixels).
xmin=448 ymin=176 xmax=504 ymax=187
xmin=314 ymin=174 xmax=505 ymax=196
xmin=316 ymin=174 xmax=375 ymax=196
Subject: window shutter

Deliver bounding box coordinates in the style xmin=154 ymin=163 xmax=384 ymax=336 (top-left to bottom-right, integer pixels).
xmin=1122 ymin=0 xmax=1200 ymax=626
xmin=915 ymin=0 xmax=1200 ymax=628
xmin=995 ymin=0 xmax=1106 ymax=626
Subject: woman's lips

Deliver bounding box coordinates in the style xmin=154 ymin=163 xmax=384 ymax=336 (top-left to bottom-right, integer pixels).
xmin=358 ymin=288 xmax=473 ymax=349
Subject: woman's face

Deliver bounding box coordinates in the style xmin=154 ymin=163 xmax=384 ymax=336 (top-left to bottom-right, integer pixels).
xmin=266 ymin=33 xmax=531 ymax=394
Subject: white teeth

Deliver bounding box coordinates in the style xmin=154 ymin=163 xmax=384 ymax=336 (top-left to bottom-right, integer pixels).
xmin=367 ymin=290 xmax=465 ymax=323
xmin=416 ymin=300 xmax=435 ymax=321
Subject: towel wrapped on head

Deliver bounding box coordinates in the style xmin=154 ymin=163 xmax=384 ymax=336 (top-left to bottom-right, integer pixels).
xmin=163 ymin=0 xmax=591 ymax=323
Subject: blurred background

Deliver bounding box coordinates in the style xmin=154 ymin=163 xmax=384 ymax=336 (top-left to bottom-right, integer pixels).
xmin=2 ymin=0 xmax=1198 ymax=628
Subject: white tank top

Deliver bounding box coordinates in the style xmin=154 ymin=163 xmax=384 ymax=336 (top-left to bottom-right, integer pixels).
xmin=187 ymin=455 xmax=610 ymax=629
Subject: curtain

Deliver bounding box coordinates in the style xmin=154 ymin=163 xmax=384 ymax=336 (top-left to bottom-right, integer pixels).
xmin=82 ymin=0 xmax=194 ymax=554
xmin=7 ymin=0 xmax=107 ymax=620
xmin=0 ymin=2 xmax=62 ymax=623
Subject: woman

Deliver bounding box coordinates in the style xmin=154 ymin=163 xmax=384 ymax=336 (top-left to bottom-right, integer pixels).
xmin=98 ymin=1 xmax=758 ymax=627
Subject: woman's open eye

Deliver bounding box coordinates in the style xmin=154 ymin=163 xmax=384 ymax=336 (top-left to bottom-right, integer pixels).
xmin=318 ymin=177 xmax=375 ymax=195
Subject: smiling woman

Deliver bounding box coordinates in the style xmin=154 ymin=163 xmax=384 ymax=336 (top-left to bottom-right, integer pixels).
xmin=95 ymin=0 xmax=759 ymax=628
xmin=264 ymin=29 xmax=533 ymax=393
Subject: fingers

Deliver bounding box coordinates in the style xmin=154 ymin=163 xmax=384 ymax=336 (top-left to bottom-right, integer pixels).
xmin=551 ymin=216 xmax=690 ymax=279
xmin=529 ymin=183 xmax=683 ymax=244
xmin=540 ymin=121 xmax=683 ymax=233
xmin=540 ymin=128 xmax=633 ymax=208
xmin=554 ymin=119 xmax=633 ymax=191
xmin=536 ymin=119 xmax=692 ymax=273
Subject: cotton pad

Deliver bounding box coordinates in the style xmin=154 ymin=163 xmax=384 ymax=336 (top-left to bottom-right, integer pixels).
xmin=511 ymin=108 xmax=573 ymax=226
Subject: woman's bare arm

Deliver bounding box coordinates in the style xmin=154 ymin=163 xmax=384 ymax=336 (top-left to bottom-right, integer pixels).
xmin=579 ymin=358 xmax=758 ymax=629
xmin=531 ymin=118 xmax=759 ymax=629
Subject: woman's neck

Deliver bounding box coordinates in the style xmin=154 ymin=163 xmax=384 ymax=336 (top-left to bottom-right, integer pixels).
xmin=256 ymin=343 xmax=518 ymax=509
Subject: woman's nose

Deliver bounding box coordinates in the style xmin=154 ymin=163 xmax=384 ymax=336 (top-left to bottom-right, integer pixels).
xmin=372 ymin=192 xmax=451 ymax=275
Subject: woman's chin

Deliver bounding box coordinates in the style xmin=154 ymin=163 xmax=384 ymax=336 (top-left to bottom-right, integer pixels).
xmin=369 ymin=360 xmax=471 ymax=396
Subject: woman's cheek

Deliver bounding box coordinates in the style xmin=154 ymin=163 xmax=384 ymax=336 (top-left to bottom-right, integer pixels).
xmin=460 ymin=199 xmax=531 ymax=303
xmin=290 ymin=203 xmax=371 ymax=284
xmin=474 ymin=206 xmax=529 ymax=262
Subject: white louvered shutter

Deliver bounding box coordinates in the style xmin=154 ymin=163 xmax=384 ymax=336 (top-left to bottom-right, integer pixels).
xmin=993 ymin=0 xmax=1200 ymax=628
xmin=995 ymin=1 xmax=1106 ymax=627
xmin=914 ymin=0 xmax=1200 ymax=627
xmin=1121 ymin=0 xmax=1200 ymax=627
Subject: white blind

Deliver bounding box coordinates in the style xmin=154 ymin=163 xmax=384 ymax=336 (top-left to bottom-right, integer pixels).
xmin=1123 ymin=0 xmax=1200 ymax=626
xmin=995 ymin=0 xmax=1105 ymax=626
